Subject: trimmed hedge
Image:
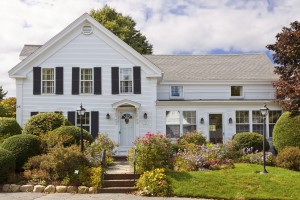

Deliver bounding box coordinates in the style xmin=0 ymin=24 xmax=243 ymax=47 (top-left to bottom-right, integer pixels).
xmin=0 ymin=148 xmax=16 ymax=183
xmin=233 ymin=132 xmax=269 ymax=152
xmin=22 ymin=112 xmax=71 ymax=136
xmin=0 ymin=117 xmax=22 ymax=143
xmin=50 ymin=126 xmax=93 ymax=146
xmin=1 ymin=134 xmax=41 ymax=171
xmin=273 ymin=112 xmax=300 ymax=152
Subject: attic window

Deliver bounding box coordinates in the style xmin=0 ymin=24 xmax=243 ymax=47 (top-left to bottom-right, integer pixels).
xmin=82 ymin=25 xmax=93 ymax=35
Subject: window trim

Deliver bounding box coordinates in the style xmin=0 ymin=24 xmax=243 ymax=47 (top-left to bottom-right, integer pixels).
xmin=119 ymin=68 xmax=133 ymax=94
xmin=41 ymin=68 xmax=55 ymax=94
xmin=235 ymin=110 xmax=250 ymax=133
xmin=230 ymin=86 xmax=244 ymax=98
xmin=80 ymin=68 xmax=93 ymax=94
xmin=170 ymin=85 xmax=184 ymax=99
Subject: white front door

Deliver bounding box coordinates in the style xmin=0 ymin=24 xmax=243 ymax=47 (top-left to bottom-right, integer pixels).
xmin=120 ymin=112 xmax=134 ymax=147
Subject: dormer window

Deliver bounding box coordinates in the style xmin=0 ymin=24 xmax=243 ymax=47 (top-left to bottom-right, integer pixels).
xmin=170 ymin=86 xmax=183 ymax=98
xmin=231 ymin=86 xmax=243 ymax=97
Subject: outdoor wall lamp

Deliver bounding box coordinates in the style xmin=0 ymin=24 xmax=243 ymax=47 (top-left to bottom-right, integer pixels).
xmin=260 ymin=104 xmax=269 ymax=174
xmin=229 ymin=117 xmax=233 ymax=124
xmin=200 ymin=118 xmax=204 ymax=124
xmin=76 ymin=103 xmax=86 ymax=153
xmin=106 ymin=113 xmax=110 ymax=119
xmin=144 ymin=113 xmax=148 ymax=119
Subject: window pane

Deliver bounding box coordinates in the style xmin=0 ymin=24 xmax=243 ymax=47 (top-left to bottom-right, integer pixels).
xmin=269 ymin=110 xmax=282 ymax=137
xmin=166 ymin=111 xmax=180 ymax=138
xmin=77 ymin=112 xmax=90 ymax=132
xmin=253 ymin=124 xmax=263 ymax=134
xmin=236 ymin=124 xmax=250 ymax=133
xmin=231 ymin=86 xmax=242 ymax=96
xmin=81 ymin=69 xmax=92 ymax=80
xmin=236 ymin=111 xmax=249 ymax=123
xmin=252 ymin=111 xmax=263 ymax=123
xmin=171 ymin=86 xmax=182 ymax=97
xmin=120 ymin=68 xmax=132 ymax=81
xmin=120 ymin=81 xmax=132 ymax=93
xmin=42 ymin=68 xmax=54 ymax=94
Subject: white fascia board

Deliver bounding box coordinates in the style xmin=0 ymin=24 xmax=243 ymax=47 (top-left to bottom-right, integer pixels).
xmin=156 ymin=100 xmax=276 ymax=106
xmin=9 ymin=75 xmax=27 ymax=79
xmin=159 ymin=80 xmax=276 ymax=85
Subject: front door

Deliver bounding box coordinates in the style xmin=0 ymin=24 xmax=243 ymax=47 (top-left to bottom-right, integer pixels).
xmin=120 ymin=112 xmax=134 ymax=147
xmin=209 ymin=114 xmax=223 ymax=144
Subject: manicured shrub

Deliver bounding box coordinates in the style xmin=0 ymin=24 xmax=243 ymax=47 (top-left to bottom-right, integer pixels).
xmin=42 ymin=126 xmax=93 ymax=150
xmin=176 ymin=131 xmax=206 ymax=151
xmin=84 ymin=134 xmax=117 ymax=166
xmin=0 ymin=148 xmax=16 ymax=183
xmin=136 ymin=168 xmax=171 ymax=196
xmin=276 ymin=146 xmax=300 ymax=171
xmin=0 ymin=117 xmax=21 ymax=143
xmin=273 ymin=112 xmax=300 ymax=152
xmin=1 ymin=134 xmax=41 ymax=171
xmin=233 ymin=132 xmax=269 ymax=152
xmin=22 ymin=112 xmax=71 ymax=136
xmin=25 ymin=145 xmax=90 ymax=180
xmin=128 ymin=133 xmax=173 ymax=173
xmin=175 ymin=143 xmax=234 ymax=171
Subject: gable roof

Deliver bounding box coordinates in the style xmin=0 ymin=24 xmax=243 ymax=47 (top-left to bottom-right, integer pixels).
xmin=9 ymin=13 xmax=162 ymax=78
xmin=19 ymin=45 xmax=42 ymax=58
xmin=144 ymin=54 xmax=278 ymax=82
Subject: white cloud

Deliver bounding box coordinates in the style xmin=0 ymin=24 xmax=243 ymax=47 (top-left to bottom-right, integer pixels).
xmin=0 ymin=0 xmax=299 ymax=97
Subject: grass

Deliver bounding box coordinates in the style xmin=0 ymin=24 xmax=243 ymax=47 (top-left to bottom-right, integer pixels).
xmin=168 ymin=163 xmax=300 ymax=200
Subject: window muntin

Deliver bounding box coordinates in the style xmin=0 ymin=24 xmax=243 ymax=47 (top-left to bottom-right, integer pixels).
xmin=269 ymin=111 xmax=282 ymax=137
xmin=77 ymin=112 xmax=90 ymax=132
xmin=120 ymin=68 xmax=133 ymax=94
xmin=80 ymin=68 xmax=93 ymax=94
xmin=236 ymin=111 xmax=250 ymax=133
xmin=42 ymin=68 xmax=55 ymax=94
xmin=183 ymin=111 xmax=196 ymax=133
xmin=166 ymin=110 xmax=196 ymax=139
xmin=252 ymin=110 xmax=264 ymax=134
xmin=170 ymin=86 xmax=183 ymax=98
xmin=231 ymin=86 xmax=243 ymax=97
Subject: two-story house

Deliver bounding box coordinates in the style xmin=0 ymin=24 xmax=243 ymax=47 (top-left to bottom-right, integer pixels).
xmin=9 ymin=13 xmax=282 ymax=154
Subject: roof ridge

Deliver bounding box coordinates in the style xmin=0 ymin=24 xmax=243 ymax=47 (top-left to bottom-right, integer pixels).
xmin=144 ymin=53 xmax=265 ymax=56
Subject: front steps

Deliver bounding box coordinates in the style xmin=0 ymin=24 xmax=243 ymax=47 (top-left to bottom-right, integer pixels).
xmin=99 ymin=157 xmax=139 ymax=193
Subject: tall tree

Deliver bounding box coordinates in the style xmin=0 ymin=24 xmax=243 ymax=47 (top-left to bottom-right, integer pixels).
xmin=0 ymin=97 xmax=16 ymax=118
xmin=266 ymin=21 xmax=300 ymax=114
xmin=0 ymin=85 xmax=7 ymax=100
xmin=90 ymin=5 xmax=153 ymax=54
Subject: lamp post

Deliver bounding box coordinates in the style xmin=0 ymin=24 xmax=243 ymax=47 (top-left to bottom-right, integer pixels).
xmin=260 ymin=104 xmax=269 ymax=174
xmin=77 ymin=103 xmax=86 ymax=153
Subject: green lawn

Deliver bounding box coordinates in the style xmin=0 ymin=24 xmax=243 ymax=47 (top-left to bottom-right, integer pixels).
xmin=168 ymin=163 xmax=300 ymax=200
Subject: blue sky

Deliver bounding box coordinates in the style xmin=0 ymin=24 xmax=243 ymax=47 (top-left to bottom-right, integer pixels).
xmin=0 ymin=0 xmax=300 ymax=96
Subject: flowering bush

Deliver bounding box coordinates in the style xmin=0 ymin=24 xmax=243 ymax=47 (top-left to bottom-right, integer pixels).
xmin=240 ymin=147 xmax=274 ymax=165
xmin=128 ymin=133 xmax=173 ymax=173
xmin=276 ymin=146 xmax=300 ymax=171
xmin=175 ymin=143 xmax=234 ymax=171
xmin=136 ymin=168 xmax=171 ymax=196
xmin=176 ymin=131 xmax=206 ymax=151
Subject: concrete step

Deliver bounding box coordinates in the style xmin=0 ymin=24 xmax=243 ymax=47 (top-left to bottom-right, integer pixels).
xmin=112 ymin=155 xmax=128 ymax=162
xmin=103 ymin=179 xmax=135 ymax=187
xmin=99 ymin=187 xmax=137 ymax=193
xmin=104 ymin=173 xmax=139 ymax=180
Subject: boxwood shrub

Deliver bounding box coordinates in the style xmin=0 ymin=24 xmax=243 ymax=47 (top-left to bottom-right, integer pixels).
xmin=1 ymin=134 xmax=41 ymax=171
xmin=0 ymin=117 xmax=22 ymax=143
xmin=22 ymin=112 xmax=71 ymax=136
xmin=232 ymin=132 xmax=269 ymax=152
xmin=272 ymin=112 xmax=300 ymax=152
xmin=0 ymin=148 xmax=16 ymax=183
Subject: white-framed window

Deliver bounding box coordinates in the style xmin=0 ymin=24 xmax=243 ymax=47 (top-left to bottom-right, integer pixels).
xmin=252 ymin=110 xmax=264 ymax=134
xmin=269 ymin=110 xmax=282 ymax=137
xmin=42 ymin=68 xmax=55 ymax=94
xmin=231 ymin=86 xmax=243 ymax=97
xmin=80 ymin=68 xmax=93 ymax=94
xmin=120 ymin=68 xmax=133 ymax=94
xmin=166 ymin=110 xmax=196 ymax=139
xmin=236 ymin=111 xmax=250 ymax=133
xmin=170 ymin=86 xmax=183 ymax=98
xmin=77 ymin=112 xmax=90 ymax=132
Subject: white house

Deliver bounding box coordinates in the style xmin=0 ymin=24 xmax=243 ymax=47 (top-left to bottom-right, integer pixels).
xmin=9 ymin=13 xmax=282 ymax=154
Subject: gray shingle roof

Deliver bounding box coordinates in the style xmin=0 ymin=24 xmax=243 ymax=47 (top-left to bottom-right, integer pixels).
xmin=19 ymin=45 xmax=42 ymax=57
xmin=144 ymin=54 xmax=278 ymax=81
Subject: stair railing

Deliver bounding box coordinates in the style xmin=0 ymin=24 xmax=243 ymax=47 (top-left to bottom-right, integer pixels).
xmin=133 ymin=146 xmax=137 ymax=182
xmin=101 ymin=149 xmax=106 ymax=187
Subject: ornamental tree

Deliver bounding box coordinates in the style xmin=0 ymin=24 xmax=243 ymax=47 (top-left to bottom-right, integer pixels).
xmin=90 ymin=5 xmax=153 ymax=54
xmin=266 ymin=21 xmax=300 ymax=114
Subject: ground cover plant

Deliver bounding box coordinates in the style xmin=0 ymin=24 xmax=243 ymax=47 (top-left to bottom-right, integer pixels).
xmin=168 ymin=163 xmax=300 ymax=200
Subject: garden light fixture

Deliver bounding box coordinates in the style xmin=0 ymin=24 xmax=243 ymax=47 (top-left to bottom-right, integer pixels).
xmin=260 ymin=104 xmax=269 ymax=174
xmin=76 ymin=103 xmax=86 ymax=153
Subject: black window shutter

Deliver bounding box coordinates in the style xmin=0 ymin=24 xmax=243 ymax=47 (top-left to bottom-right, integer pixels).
xmin=111 ymin=67 xmax=119 ymax=94
xmin=68 ymin=111 xmax=76 ymax=125
xmin=94 ymin=67 xmax=102 ymax=95
xmin=30 ymin=112 xmax=39 ymax=116
xmin=133 ymin=66 xmax=141 ymax=94
xmin=72 ymin=67 xmax=80 ymax=95
xmin=56 ymin=67 xmax=63 ymax=95
xmin=91 ymin=111 xmax=99 ymax=139
xmin=33 ymin=67 xmax=41 ymax=95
